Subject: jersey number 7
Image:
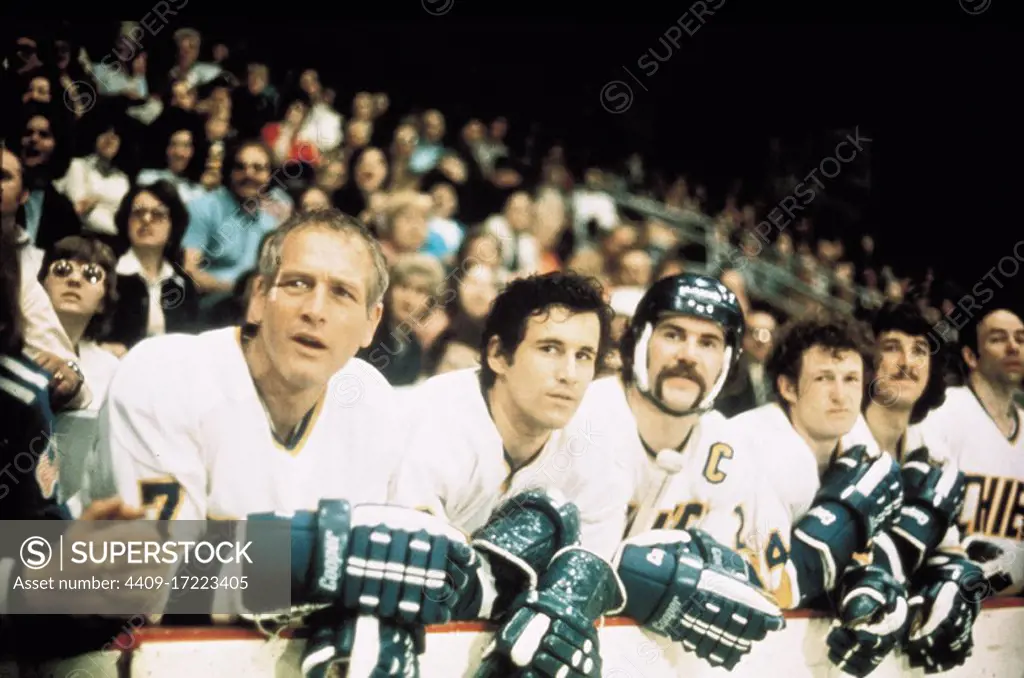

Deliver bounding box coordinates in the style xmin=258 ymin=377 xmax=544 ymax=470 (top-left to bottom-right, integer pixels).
xmin=139 ymin=478 xmax=183 ymax=521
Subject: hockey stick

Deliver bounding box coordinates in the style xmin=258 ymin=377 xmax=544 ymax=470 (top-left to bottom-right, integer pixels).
xmin=625 ymin=448 xmax=686 ymax=538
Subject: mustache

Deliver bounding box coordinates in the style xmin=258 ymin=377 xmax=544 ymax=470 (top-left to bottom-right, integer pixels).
xmin=656 ymin=363 xmax=706 ymax=391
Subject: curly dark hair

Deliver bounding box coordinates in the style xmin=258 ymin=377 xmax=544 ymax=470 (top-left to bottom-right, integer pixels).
xmin=479 ymin=272 xmax=613 ymax=389
xmin=112 ymin=180 xmax=190 ymax=263
xmin=766 ymin=309 xmax=876 ymax=406
xmin=869 ymin=301 xmax=947 ymax=424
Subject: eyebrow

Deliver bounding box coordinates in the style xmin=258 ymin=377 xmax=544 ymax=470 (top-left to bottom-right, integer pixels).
xmin=659 ymin=321 xmax=724 ymax=341
xmin=535 ymin=337 xmax=597 ymax=353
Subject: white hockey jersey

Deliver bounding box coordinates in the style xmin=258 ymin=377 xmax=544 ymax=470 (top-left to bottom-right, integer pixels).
xmin=387 ymin=369 xmax=630 ymax=560
xmin=731 ymin=403 xmax=886 ymax=609
xmin=99 ymin=327 xmax=402 ymax=521
xmin=918 ymin=385 xmax=1024 ymax=595
xmin=563 ymin=377 xmax=757 ymax=552
xmin=844 ymin=413 xmax=962 ymax=580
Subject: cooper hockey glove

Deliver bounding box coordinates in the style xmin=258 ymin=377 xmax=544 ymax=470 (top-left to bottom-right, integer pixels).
xmin=475 ymin=547 xmax=625 ymax=678
xmin=904 ymin=554 xmax=984 ymax=674
xmin=244 ymin=500 xmax=478 ymax=626
xmin=890 ymin=448 xmax=966 ymax=575
xmin=615 ymin=529 xmax=785 ymax=671
xmin=826 ymin=564 xmax=909 ymax=678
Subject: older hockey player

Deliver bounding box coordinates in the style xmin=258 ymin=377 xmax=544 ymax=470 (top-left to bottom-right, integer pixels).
xmin=96 ymin=209 xmax=478 ymax=676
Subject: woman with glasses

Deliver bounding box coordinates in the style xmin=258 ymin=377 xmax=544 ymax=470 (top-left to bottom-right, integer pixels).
xmin=38 ymin=236 xmax=121 ymax=408
xmin=105 ymin=180 xmax=199 ymax=354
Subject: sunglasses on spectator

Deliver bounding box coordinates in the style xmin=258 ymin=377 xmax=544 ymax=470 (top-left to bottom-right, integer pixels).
xmin=49 ymin=259 xmax=106 ymax=285
xmin=130 ymin=206 xmax=170 ymax=221
xmin=750 ymin=328 xmax=773 ymax=344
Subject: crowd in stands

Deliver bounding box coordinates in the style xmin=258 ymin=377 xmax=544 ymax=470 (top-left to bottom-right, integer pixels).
xmin=3 ymin=22 xmax=985 ymax=414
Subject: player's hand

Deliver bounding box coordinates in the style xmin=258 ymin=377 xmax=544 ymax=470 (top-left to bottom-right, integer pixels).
xmin=817 ymin=445 xmax=904 ymax=545
xmin=615 ymin=529 xmax=786 ymax=671
xmin=475 ymin=547 xmax=624 ymax=678
xmin=891 ymin=448 xmax=966 ymax=574
xmin=963 ymin=536 xmax=1016 ymax=596
xmin=299 ymin=611 xmax=423 ymax=678
xmin=475 ymin=590 xmax=602 ymax=678
xmin=904 ymin=554 xmax=984 ymax=674
xmin=247 ymin=501 xmax=478 ymax=627
xmin=343 ymin=504 xmax=478 ymax=625
xmin=826 ymin=564 xmax=909 ymax=678
xmin=467 ymin=490 xmax=581 ymax=621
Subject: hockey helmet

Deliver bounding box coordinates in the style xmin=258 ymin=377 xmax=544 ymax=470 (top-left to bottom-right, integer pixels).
xmin=620 ymin=273 xmax=745 ymax=415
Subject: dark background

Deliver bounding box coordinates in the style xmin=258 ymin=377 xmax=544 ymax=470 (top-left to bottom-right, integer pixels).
xmin=5 ymin=4 xmax=1020 ymax=309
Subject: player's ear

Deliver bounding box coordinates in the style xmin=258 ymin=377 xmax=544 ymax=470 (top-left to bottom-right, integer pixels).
xmin=361 ymin=301 xmax=383 ymax=347
xmin=485 ymin=335 xmax=510 ymax=377
xmin=248 ymin=275 xmax=270 ymax=324
xmin=777 ymin=374 xmax=798 ymax=405
xmin=960 ymin=345 xmax=977 ymax=371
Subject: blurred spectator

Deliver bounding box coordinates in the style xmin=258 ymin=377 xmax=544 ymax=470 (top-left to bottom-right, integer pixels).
xmin=297 ymin=186 xmax=332 ymax=212
xmin=168 ymin=28 xmax=223 ymax=90
xmin=90 ymin=24 xmax=149 ymax=103
xmin=409 ymin=109 xmax=448 ymax=175
xmin=181 ymin=140 xmax=282 ymax=311
xmin=715 ymin=303 xmax=779 ymax=417
xmin=38 ymin=236 xmax=121 ymax=406
xmin=484 ymin=190 xmax=539 ymax=275
xmin=334 ymin=145 xmax=388 ymax=218
xmin=2 ymin=143 xmax=91 ymax=410
xmin=422 ymin=181 xmax=464 ymax=263
xmin=377 ymin=191 xmax=433 ymax=265
xmin=106 ymin=181 xmax=199 ymax=352
xmin=13 ymin=104 xmax=80 ymax=253
xmin=231 ymin=62 xmax=280 ymax=139
xmin=358 ymin=253 xmax=445 ymax=386
xmin=137 ymin=126 xmax=206 ymax=205
xmin=54 ymin=107 xmax=131 ymax=238
xmin=261 ymin=92 xmax=323 ymax=167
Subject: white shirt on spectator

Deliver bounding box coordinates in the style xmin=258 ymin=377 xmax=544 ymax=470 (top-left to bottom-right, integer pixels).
xmin=55 ymin=155 xmax=130 ymax=236
xmin=116 ymin=249 xmax=177 ymax=337
xmin=169 ymin=61 xmax=223 ymax=89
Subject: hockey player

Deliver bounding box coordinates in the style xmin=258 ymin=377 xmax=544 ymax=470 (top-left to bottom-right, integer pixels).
xmin=96 ymin=210 xmax=478 ymax=671
xmin=731 ymin=310 xmax=906 ymax=677
xmin=843 ymin=302 xmax=979 ymax=674
xmin=388 ymin=272 xmax=629 ymax=678
xmin=541 ymin=273 xmax=791 ymax=673
xmin=920 ymin=307 xmax=1024 ymax=598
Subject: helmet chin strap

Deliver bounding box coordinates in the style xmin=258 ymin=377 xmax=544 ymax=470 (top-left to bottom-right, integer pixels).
xmin=632 ymin=322 xmax=733 ymax=417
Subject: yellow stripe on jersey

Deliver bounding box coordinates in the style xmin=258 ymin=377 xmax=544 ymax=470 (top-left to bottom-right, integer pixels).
xmin=271 ymin=388 xmax=327 ymax=456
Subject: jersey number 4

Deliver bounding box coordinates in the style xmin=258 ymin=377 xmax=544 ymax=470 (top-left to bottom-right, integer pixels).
xmin=139 ymin=478 xmax=183 ymax=521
